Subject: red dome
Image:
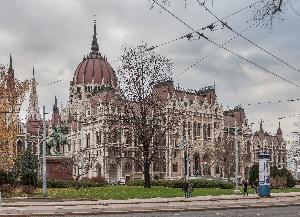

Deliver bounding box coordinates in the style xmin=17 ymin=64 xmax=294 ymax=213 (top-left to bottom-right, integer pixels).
xmin=73 ymin=54 xmax=118 ymax=87
xmin=73 ymin=20 xmax=118 ymax=88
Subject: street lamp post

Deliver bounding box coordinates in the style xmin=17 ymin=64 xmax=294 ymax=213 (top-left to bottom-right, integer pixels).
xmin=178 ymin=140 xmax=191 ymax=180
xmin=234 ymin=120 xmax=240 ymax=194
xmin=42 ymin=106 xmax=48 ymax=197
xmin=37 ymin=128 xmax=40 ymax=179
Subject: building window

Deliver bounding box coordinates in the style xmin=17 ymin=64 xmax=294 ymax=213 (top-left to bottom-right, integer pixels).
xmin=172 ymin=164 xmax=178 ymax=173
xmin=96 ymin=131 xmax=101 ymax=145
xmin=207 ymin=125 xmax=211 ymax=138
xmin=124 ymin=161 xmax=131 ymax=173
xmin=197 ymin=123 xmax=201 ymax=137
xmin=193 ymin=122 xmax=196 ymax=139
xmin=135 ymin=163 xmax=143 ymax=172
xmin=86 ymin=134 xmax=90 ymax=148
xmin=173 ymin=150 xmax=177 ymax=158
xmin=203 ymin=124 xmax=207 ymax=140
xmin=72 ymin=140 xmax=75 ymax=152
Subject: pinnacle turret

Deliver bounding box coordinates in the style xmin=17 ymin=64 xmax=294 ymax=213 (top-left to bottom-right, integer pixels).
xmin=90 ymin=17 xmax=99 ymax=54
xmin=8 ymin=54 xmax=14 ymax=77
xmin=277 ymin=122 xmax=282 ymax=135
xmin=259 ymin=119 xmax=264 ymax=133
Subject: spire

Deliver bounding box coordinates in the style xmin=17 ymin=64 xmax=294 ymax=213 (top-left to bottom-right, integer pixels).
xmin=277 ymin=122 xmax=282 ymax=135
xmin=52 ymin=96 xmax=60 ymax=127
xmin=8 ymin=54 xmax=14 ymax=77
xmin=259 ymin=119 xmax=264 ymax=132
xmin=53 ymin=96 xmax=58 ymax=112
xmin=27 ymin=67 xmax=41 ymax=121
xmin=9 ymin=54 xmax=12 ymax=69
xmin=90 ymin=15 xmax=99 ymax=54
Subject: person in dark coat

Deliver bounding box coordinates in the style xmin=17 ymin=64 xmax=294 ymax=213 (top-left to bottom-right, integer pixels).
xmin=242 ymin=180 xmax=248 ymax=196
xmin=182 ymin=181 xmax=189 ymax=198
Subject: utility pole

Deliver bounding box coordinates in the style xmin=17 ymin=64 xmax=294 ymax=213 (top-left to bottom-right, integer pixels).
xmin=296 ymin=134 xmax=300 ymax=180
xmin=186 ymin=143 xmax=190 ymax=179
xmin=37 ymin=128 xmax=40 ymax=179
xmin=178 ymin=139 xmax=190 ymax=180
xmin=234 ymin=120 xmax=240 ymax=194
xmin=24 ymin=127 xmax=28 ymax=150
xmin=42 ymin=106 xmax=48 ymax=197
xmin=295 ymin=160 xmax=298 ymax=180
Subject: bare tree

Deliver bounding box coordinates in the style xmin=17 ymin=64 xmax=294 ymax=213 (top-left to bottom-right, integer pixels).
xmin=151 ymin=0 xmax=293 ymax=29
xmin=116 ymin=43 xmax=174 ymax=188
xmin=252 ymin=0 xmax=289 ymax=28
xmin=60 ymin=147 xmax=97 ymax=182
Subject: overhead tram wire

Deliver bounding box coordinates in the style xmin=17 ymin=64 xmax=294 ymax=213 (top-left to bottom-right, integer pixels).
xmin=180 ymin=22 xmax=256 ymax=75
xmin=197 ymin=0 xmax=300 ymax=73
xmin=289 ymin=0 xmax=300 ymax=16
xmin=148 ymin=0 xmax=264 ymax=51
xmin=151 ymin=0 xmax=300 ymax=88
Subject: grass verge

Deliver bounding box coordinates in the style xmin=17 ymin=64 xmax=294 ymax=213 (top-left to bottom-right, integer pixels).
xmin=34 ymin=186 xmax=300 ymax=200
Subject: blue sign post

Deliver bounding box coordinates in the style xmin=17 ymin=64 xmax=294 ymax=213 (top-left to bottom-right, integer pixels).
xmin=259 ymin=154 xmax=270 ymax=197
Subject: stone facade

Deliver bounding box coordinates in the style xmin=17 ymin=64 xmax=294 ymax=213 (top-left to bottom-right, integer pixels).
xmin=13 ymin=21 xmax=288 ymax=182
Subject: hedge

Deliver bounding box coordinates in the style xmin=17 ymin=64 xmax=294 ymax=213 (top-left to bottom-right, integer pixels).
xmin=0 ymin=170 xmax=16 ymax=185
xmin=126 ymin=179 xmax=234 ymax=189
xmin=37 ymin=177 xmax=108 ymax=189
xmin=249 ymin=164 xmax=296 ymax=188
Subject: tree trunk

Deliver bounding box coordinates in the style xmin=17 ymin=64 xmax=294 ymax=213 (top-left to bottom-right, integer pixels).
xmin=143 ymin=161 xmax=151 ymax=188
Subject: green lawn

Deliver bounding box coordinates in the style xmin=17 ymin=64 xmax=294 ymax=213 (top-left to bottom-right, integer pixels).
xmin=35 ymin=186 xmax=300 ymax=200
xmin=36 ymin=186 xmax=233 ymax=200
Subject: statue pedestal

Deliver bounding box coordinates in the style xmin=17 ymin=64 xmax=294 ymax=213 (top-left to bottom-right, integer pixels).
xmin=46 ymin=156 xmax=73 ymax=180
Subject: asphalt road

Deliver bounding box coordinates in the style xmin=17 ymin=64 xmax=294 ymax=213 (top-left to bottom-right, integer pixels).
xmin=70 ymin=206 xmax=300 ymax=217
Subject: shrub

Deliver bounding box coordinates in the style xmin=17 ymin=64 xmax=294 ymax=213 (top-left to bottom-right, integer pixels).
xmin=89 ymin=176 xmax=108 ymax=186
xmin=20 ymin=171 xmax=37 ymax=186
xmin=249 ymin=164 xmax=259 ymax=186
xmin=126 ymin=179 xmax=144 ymax=186
xmin=21 ymin=185 xmax=36 ymax=196
xmin=278 ymin=167 xmax=296 ymax=188
xmin=0 ymin=170 xmax=16 ymax=185
xmin=0 ymin=184 xmax=13 ymax=197
xmin=126 ymin=179 xmax=234 ymax=189
xmin=249 ymin=164 xmax=296 ymax=188
xmin=0 ymin=170 xmax=7 ymax=185
xmin=38 ymin=177 xmax=108 ymax=189
xmin=271 ymin=176 xmax=287 ymax=189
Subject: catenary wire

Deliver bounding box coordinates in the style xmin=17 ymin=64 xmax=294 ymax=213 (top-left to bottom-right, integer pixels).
xmin=179 ymin=22 xmax=256 ymax=75
xmin=197 ymin=0 xmax=300 ymax=73
xmin=151 ymin=0 xmax=300 ymax=88
xmin=148 ymin=0 xmax=264 ymax=51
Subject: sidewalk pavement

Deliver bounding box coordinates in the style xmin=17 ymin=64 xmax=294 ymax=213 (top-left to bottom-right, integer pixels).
xmin=1 ymin=192 xmax=300 ymax=216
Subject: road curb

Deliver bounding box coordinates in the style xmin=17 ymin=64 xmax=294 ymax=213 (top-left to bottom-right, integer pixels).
xmin=2 ymin=202 xmax=300 ymax=216
xmin=3 ymin=193 xmax=300 ymax=207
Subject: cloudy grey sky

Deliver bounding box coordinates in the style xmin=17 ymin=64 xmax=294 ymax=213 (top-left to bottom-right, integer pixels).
xmin=1 ymin=0 xmax=300 ymax=137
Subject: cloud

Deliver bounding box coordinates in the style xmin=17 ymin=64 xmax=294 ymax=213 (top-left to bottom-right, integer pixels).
xmin=1 ymin=0 xmax=300 ymax=137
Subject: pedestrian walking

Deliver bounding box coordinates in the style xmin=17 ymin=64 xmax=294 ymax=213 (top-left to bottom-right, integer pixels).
xmin=242 ymin=180 xmax=248 ymax=196
xmin=182 ymin=180 xmax=189 ymax=198
xmin=188 ymin=182 xmax=194 ymax=198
